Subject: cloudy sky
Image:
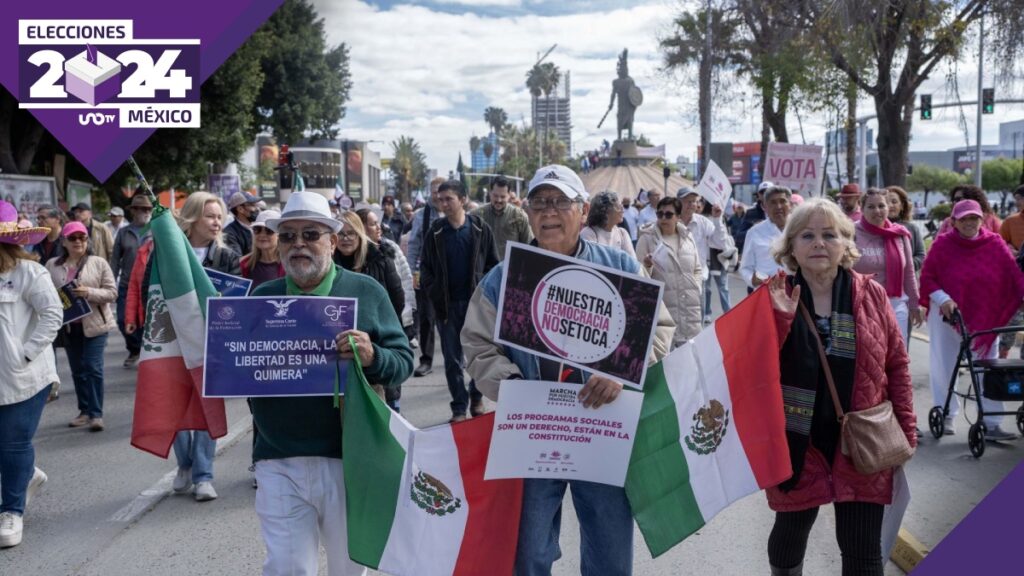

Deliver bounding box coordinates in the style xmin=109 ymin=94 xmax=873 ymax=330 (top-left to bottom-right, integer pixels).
xmin=315 ymin=0 xmax=1024 ymax=171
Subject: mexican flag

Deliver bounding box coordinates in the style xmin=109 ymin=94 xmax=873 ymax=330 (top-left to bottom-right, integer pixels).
xmin=343 ymin=359 xmax=522 ymax=576
xmin=130 ymin=204 xmax=227 ymax=457
xmin=625 ymin=287 xmax=792 ymax=557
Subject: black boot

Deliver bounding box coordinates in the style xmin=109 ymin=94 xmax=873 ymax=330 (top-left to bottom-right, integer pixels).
xmin=770 ymin=561 xmax=803 ymax=576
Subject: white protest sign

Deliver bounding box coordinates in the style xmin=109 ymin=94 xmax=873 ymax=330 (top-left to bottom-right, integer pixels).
xmin=484 ymin=380 xmax=643 ymax=487
xmin=764 ymin=142 xmax=824 ymax=196
xmin=696 ymin=159 xmax=732 ymax=208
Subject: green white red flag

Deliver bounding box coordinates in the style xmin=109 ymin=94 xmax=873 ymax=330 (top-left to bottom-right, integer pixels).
xmin=130 ymin=205 xmax=227 ymax=457
xmin=625 ymin=287 xmax=792 ymax=556
xmin=343 ymin=357 xmax=522 ymax=575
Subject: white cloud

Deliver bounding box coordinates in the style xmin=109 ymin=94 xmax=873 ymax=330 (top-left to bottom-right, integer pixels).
xmin=315 ymin=0 xmax=1024 ymax=171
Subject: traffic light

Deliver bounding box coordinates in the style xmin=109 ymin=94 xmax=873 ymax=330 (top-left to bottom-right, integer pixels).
xmin=982 ymin=88 xmax=995 ymax=114
xmin=920 ymin=94 xmax=932 ymax=120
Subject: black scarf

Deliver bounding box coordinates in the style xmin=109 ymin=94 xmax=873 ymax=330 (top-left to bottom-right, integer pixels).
xmin=778 ymin=268 xmax=856 ymax=492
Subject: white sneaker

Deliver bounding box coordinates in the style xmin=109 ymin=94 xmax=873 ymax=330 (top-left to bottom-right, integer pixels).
xmin=172 ymin=468 xmax=193 ymax=494
xmin=943 ymin=417 xmax=956 ymax=435
xmin=0 ymin=512 xmax=23 ymax=548
xmin=25 ymin=467 xmax=47 ymax=507
xmin=409 ymin=337 xmax=419 ymax=349
xmin=986 ymin=425 xmax=1018 ymax=442
xmin=194 ymin=481 xmax=217 ymax=502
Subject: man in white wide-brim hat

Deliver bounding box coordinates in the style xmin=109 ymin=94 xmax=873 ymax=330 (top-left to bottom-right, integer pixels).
xmin=248 ymin=191 xmax=413 ymax=576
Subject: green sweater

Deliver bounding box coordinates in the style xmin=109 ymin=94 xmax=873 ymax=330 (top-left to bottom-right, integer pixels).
xmin=250 ymin=264 xmax=413 ymax=461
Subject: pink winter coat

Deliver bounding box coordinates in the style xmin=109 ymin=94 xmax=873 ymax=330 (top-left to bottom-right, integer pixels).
xmin=766 ymin=271 xmax=917 ymax=512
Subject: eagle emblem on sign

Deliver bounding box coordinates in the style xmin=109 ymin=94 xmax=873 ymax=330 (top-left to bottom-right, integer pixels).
xmin=410 ymin=471 xmax=462 ymax=517
xmin=684 ymin=399 xmax=730 ymax=455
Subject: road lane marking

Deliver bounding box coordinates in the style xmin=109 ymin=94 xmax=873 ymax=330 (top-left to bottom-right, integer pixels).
xmin=108 ymin=415 xmax=253 ymax=523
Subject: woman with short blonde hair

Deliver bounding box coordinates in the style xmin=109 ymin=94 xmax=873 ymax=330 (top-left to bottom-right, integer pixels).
xmin=765 ymin=198 xmax=915 ymax=576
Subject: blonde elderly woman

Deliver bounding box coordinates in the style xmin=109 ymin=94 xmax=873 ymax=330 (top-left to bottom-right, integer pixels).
xmin=0 ymin=200 xmax=62 ymax=548
xmin=764 ymin=198 xmax=915 ymax=576
xmin=141 ymin=192 xmax=240 ymax=502
xmin=580 ymin=191 xmax=637 ymax=259
xmin=636 ymin=196 xmax=702 ymax=348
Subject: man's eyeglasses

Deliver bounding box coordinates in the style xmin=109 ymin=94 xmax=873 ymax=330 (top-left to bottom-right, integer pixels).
xmin=254 ymin=227 xmax=276 ymax=236
xmin=528 ymin=197 xmax=578 ymax=212
xmin=278 ymin=229 xmax=330 ymax=244
xmin=656 ymin=211 xmax=677 ymax=219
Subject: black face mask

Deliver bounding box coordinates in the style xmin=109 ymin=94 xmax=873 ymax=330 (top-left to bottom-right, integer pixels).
xmin=246 ymin=207 xmax=260 ymax=221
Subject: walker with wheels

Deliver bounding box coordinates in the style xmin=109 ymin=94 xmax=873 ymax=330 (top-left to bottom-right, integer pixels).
xmin=928 ymin=310 xmax=1024 ymax=458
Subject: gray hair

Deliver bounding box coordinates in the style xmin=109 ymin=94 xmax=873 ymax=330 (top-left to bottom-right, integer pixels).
xmin=586 ymin=191 xmax=621 ymax=228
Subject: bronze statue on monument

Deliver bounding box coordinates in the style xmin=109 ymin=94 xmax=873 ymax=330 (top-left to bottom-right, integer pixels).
xmin=598 ymin=49 xmax=643 ymax=142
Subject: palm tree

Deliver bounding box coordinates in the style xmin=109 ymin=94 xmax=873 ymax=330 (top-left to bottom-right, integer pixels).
xmin=390 ymin=135 xmax=427 ymax=202
xmin=525 ymin=65 xmax=545 ymax=138
xmin=483 ymin=107 xmax=508 ymax=137
xmin=539 ymin=63 xmax=559 ymax=140
xmin=470 ymin=135 xmax=480 ymax=156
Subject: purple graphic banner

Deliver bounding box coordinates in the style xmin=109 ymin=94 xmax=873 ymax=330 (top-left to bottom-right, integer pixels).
xmin=0 ymin=1 xmax=285 ymax=182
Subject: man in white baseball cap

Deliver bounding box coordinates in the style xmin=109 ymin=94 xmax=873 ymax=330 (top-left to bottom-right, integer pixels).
xmin=463 ymin=165 xmax=674 ymax=576
xmin=251 ymin=191 xmax=412 ymax=576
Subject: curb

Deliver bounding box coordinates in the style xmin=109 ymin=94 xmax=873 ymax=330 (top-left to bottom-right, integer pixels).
xmin=891 ymin=528 xmax=928 ymax=573
xmin=108 ymin=415 xmax=253 ymax=524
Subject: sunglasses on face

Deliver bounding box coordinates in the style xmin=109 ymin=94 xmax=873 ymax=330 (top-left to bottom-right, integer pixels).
xmin=66 ymin=234 xmax=88 ymax=242
xmin=656 ymin=211 xmax=677 ymax=219
xmin=254 ymin=227 xmax=276 ymax=236
xmin=338 ymin=231 xmax=359 ymax=241
xmin=278 ymin=229 xmax=329 ymax=244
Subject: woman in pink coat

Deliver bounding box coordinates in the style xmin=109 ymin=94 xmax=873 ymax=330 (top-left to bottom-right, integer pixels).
xmin=766 ymin=198 xmax=916 ymax=576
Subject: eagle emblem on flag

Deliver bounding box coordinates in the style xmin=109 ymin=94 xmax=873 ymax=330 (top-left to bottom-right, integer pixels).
xmin=410 ymin=470 xmax=462 ymax=517
xmin=684 ymin=399 xmax=730 ymax=456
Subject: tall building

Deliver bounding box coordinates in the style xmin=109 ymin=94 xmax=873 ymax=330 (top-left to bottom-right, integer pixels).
xmin=471 ymin=132 xmax=500 ymax=172
xmin=531 ymin=71 xmax=572 ymax=157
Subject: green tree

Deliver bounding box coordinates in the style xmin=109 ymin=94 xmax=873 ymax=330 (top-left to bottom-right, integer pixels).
xmin=253 ymin=0 xmax=352 ymax=144
xmin=983 ymin=157 xmax=1024 ymax=210
xmin=483 ymin=107 xmax=508 ymax=137
xmin=390 ymin=136 xmax=427 ymax=202
xmin=662 ymin=7 xmax=745 ymax=173
xmin=497 ymin=123 xmax=566 ymax=181
xmin=799 ymin=0 xmax=1024 ymax=187
xmin=905 ymin=164 xmax=966 ymax=207
xmin=469 ymin=136 xmax=480 ymax=156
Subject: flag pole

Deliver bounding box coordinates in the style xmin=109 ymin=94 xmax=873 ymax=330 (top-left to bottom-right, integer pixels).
xmin=125 ymin=155 xmax=167 ymax=217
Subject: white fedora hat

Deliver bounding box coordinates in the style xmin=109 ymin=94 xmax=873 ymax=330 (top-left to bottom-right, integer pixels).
xmin=266 ymin=192 xmax=342 ymax=233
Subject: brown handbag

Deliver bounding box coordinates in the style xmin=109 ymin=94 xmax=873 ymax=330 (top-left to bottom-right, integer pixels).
xmin=799 ymin=302 xmax=914 ymax=475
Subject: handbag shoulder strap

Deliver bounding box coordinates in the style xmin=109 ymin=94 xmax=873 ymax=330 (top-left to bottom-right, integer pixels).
xmin=798 ymin=301 xmax=845 ymax=420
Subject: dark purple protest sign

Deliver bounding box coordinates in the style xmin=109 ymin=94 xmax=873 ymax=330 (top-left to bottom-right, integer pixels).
xmin=0 ymin=2 xmax=285 ymax=181
xmin=203 ymin=296 xmax=356 ymax=398
xmin=495 ymin=243 xmax=664 ymax=390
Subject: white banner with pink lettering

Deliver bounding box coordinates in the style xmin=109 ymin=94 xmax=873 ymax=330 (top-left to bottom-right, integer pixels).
xmin=484 ymin=380 xmax=643 ymax=487
xmin=764 ymin=142 xmax=824 ymax=196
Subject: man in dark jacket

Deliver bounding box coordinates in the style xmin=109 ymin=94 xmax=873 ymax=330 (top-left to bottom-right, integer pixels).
xmin=420 ymin=179 xmax=499 ymax=422
xmin=735 ymin=180 xmax=772 ymax=252
xmin=109 ymin=194 xmax=153 ymax=367
xmin=380 ymin=195 xmax=405 ymax=244
xmin=223 ymin=191 xmax=260 ymax=257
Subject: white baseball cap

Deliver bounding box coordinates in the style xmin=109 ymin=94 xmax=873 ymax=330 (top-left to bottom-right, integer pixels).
xmin=252 ymin=209 xmax=281 ymax=229
xmin=527 ymin=165 xmax=589 ymax=201
xmin=757 ymin=181 xmax=776 ymax=193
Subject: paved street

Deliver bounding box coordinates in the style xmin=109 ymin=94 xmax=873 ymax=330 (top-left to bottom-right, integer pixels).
xmin=5 ymin=273 xmax=1021 ymax=575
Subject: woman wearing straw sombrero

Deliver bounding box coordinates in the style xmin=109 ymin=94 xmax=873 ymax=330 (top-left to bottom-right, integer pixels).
xmin=0 ymin=199 xmax=63 ymax=548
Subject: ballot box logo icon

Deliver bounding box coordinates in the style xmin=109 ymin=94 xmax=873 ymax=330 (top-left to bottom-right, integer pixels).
xmin=63 ymin=44 xmax=123 ymax=106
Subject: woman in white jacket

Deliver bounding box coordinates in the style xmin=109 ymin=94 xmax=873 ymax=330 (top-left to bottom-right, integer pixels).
xmin=0 ymin=200 xmax=62 ymax=549
xmin=635 ymin=196 xmax=703 ymax=349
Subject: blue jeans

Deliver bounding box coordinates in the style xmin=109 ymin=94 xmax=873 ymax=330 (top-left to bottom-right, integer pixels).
xmin=65 ymin=324 xmax=108 ymax=418
xmin=703 ymin=273 xmax=731 ymax=321
xmin=173 ymin=431 xmax=216 ymax=483
xmin=0 ymin=385 xmax=51 ymax=515
xmin=439 ymin=299 xmax=480 ymax=416
xmin=116 ymin=284 xmax=142 ymax=355
xmin=515 ymin=479 xmax=634 ymax=576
